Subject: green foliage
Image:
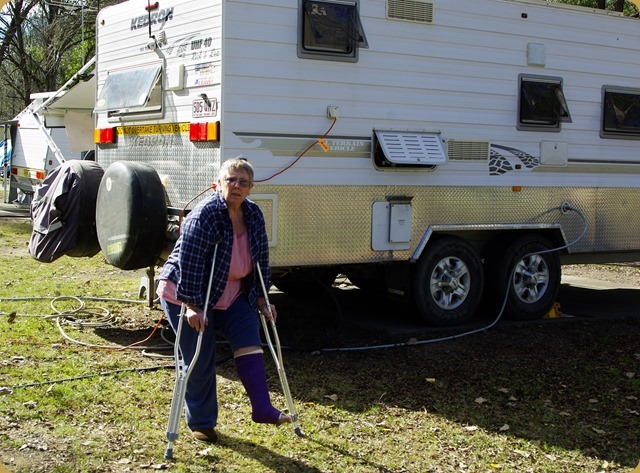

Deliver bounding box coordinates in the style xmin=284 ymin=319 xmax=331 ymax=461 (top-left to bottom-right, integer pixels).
xmin=548 ymin=0 xmax=639 ymax=14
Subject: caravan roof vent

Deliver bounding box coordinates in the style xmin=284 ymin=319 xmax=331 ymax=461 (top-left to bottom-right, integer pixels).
xmin=387 ymin=0 xmax=434 ymax=24
xmin=374 ymin=130 xmax=447 ymax=167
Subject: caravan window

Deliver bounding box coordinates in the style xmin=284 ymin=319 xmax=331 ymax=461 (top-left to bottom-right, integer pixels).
xmin=95 ymin=63 xmax=163 ymax=120
xmin=601 ymin=86 xmax=640 ymax=139
xmin=518 ymin=74 xmax=572 ymax=131
xmin=298 ymin=0 xmax=368 ymax=63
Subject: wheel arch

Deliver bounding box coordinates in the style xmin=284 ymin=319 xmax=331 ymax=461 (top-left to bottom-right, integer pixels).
xmin=411 ymin=225 xmax=567 ymax=263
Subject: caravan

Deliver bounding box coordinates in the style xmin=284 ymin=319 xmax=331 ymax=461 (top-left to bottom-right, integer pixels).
xmin=88 ymin=0 xmax=640 ymax=325
xmin=4 ymin=61 xmax=96 ymax=203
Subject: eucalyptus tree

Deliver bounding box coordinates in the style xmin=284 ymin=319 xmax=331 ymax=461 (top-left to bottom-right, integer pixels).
xmin=0 ymin=0 xmax=98 ymax=120
xmin=550 ymin=0 xmax=638 ymax=13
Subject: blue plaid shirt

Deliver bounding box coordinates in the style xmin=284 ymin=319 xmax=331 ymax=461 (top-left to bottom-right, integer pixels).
xmin=159 ymin=191 xmax=271 ymax=313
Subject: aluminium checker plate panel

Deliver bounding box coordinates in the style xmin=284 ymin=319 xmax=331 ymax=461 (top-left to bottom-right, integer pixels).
xmin=98 ymin=138 xmax=640 ymax=268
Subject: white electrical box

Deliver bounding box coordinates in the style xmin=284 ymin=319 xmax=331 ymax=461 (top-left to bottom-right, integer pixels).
xmin=540 ymin=141 xmax=568 ymax=167
xmin=389 ymin=203 xmax=412 ymax=243
xmin=527 ymin=43 xmax=546 ymax=67
xmin=371 ymin=201 xmax=412 ymax=251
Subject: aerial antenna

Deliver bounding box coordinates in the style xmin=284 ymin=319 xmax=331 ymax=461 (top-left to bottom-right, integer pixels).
xmin=145 ymin=0 xmax=159 ymax=45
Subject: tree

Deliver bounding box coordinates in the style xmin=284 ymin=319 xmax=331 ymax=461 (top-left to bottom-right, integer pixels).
xmin=0 ymin=0 xmax=101 ymax=120
xmin=0 ymin=0 xmax=40 ymax=119
xmin=550 ymin=0 xmax=638 ymax=13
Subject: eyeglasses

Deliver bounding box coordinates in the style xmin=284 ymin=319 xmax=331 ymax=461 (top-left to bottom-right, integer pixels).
xmin=223 ymin=176 xmax=252 ymax=188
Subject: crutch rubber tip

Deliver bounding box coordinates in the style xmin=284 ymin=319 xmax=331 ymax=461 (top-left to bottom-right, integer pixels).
xmin=164 ymin=449 xmax=173 ymax=460
xmin=294 ymin=427 xmax=304 ymax=437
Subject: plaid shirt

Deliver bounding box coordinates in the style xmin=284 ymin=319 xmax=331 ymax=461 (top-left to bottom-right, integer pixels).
xmin=159 ymin=191 xmax=271 ymax=313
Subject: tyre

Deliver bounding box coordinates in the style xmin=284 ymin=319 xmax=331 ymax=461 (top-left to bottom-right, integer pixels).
xmin=486 ymin=234 xmax=561 ymax=320
xmin=413 ymin=236 xmax=484 ymax=326
xmin=95 ymin=161 xmax=167 ymax=270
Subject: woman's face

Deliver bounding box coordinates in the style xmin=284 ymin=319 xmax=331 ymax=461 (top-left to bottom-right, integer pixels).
xmin=218 ymin=168 xmax=253 ymax=208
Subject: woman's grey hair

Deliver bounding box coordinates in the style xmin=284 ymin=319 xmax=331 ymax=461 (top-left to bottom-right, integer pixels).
xmin=220 ymin=156 xmax=254 ymax=182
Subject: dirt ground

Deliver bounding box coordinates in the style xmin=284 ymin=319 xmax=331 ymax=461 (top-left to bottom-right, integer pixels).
xmin=562 ymin=262 xmax=640 ymax=287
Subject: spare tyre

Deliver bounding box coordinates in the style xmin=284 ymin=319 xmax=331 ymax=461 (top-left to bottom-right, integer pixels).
xmin=96 ymin=161 xmax=167 ymax=270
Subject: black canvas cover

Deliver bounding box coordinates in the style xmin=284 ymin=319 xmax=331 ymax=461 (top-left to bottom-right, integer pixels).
xmin=28 ymin=160 xmax=104 ymax=262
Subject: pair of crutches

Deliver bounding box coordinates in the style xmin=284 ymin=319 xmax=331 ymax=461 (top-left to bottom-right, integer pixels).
xmin=164 ymin=241 xmax=301 ymax=460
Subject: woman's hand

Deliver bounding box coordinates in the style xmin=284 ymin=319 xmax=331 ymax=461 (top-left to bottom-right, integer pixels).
xmin=258 ymin=301 xmax=278 ymax=322
xmin=186 ymin=306 xmax=207 ymax=332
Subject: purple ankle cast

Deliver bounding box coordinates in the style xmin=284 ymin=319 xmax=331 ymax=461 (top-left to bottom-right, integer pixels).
xmin=234 ymin=352 xmax=282 ymax=424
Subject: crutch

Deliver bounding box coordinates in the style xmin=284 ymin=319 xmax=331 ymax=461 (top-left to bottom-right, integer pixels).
xmin=256 ymin=264 xmax=304 ymax=437
xmin=165 ymin=238 xmax=222 ymax=460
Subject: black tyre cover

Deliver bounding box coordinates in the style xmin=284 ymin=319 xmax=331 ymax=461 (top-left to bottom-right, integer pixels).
xmin=96 ymin=161 xmax=167 ymax=270
xmin=64 ymin=161 xmax=105 ymax=258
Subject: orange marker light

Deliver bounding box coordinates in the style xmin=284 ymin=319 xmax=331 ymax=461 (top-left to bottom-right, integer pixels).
xmin=94 ymin=128 xmax=117 ymax=144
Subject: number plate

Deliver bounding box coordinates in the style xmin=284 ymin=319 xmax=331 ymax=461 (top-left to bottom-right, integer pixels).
xmin=192 ymin=97 xmax=218 ymax=118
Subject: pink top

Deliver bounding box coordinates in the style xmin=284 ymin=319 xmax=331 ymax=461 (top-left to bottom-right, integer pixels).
xmin=156 ymin=231 xmax=253 ymax=311
xmin=214 ymin=231 xmax=252 ymax=309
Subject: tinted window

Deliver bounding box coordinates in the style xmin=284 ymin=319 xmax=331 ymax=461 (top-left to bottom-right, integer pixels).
xmin=518 ymin=75 xmax=571 ymax=131
xmin=602 ymin=87 xmax=640 ymax=139
xmin=299 ymin=0 xmax=368 ymax=62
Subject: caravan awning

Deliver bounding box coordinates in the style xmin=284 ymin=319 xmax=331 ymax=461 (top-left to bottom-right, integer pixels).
xmin=48 ymin=75 xmax=96 ymax=113
xmin=45 ymin=75 xmax=96 ymax=153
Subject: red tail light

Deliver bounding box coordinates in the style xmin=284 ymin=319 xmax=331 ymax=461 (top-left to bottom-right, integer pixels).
xmin=189 ymin=122 xmax=219 ymax=142
xmin=94 ymin=127 xmax=117 ymax=144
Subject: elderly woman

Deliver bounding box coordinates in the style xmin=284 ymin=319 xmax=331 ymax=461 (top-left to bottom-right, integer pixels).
xmin=157 ymin=157 xmax=290 ymax=443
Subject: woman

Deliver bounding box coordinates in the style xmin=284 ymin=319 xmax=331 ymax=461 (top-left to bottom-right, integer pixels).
xmin=157 ymin=157 xmax=291 ymax=443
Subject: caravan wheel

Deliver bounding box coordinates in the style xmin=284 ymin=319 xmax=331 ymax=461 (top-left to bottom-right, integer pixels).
xmin=413 ymin=236 xmax=484 ymax=326
xmin=96 ymin=161 xmax=167 ymax=270
xmin=486 ymin=235 xmax=560 ymax=320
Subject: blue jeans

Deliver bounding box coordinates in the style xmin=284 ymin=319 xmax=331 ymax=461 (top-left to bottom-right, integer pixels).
xmin=161 ymin=294 xmax=262 ymax=429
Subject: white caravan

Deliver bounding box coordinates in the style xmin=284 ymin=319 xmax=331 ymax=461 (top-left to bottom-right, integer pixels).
xmin=91 ymin=0 xmax=640 ymax=325
xmin=6 ymin=63 xmax=96 ymax=201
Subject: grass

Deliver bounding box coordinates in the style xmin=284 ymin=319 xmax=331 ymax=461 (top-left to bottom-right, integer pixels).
xmin=0 ymin=217 xmax=639 ymax=472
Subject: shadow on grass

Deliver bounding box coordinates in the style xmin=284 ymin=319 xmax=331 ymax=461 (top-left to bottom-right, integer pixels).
xmin=215 ymin=433 xmax=324 ymax=473
xmin=267 ymin=286 xmax=640 ymax=469
xmin=87 ymin=284 xmax=640 ymax=469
